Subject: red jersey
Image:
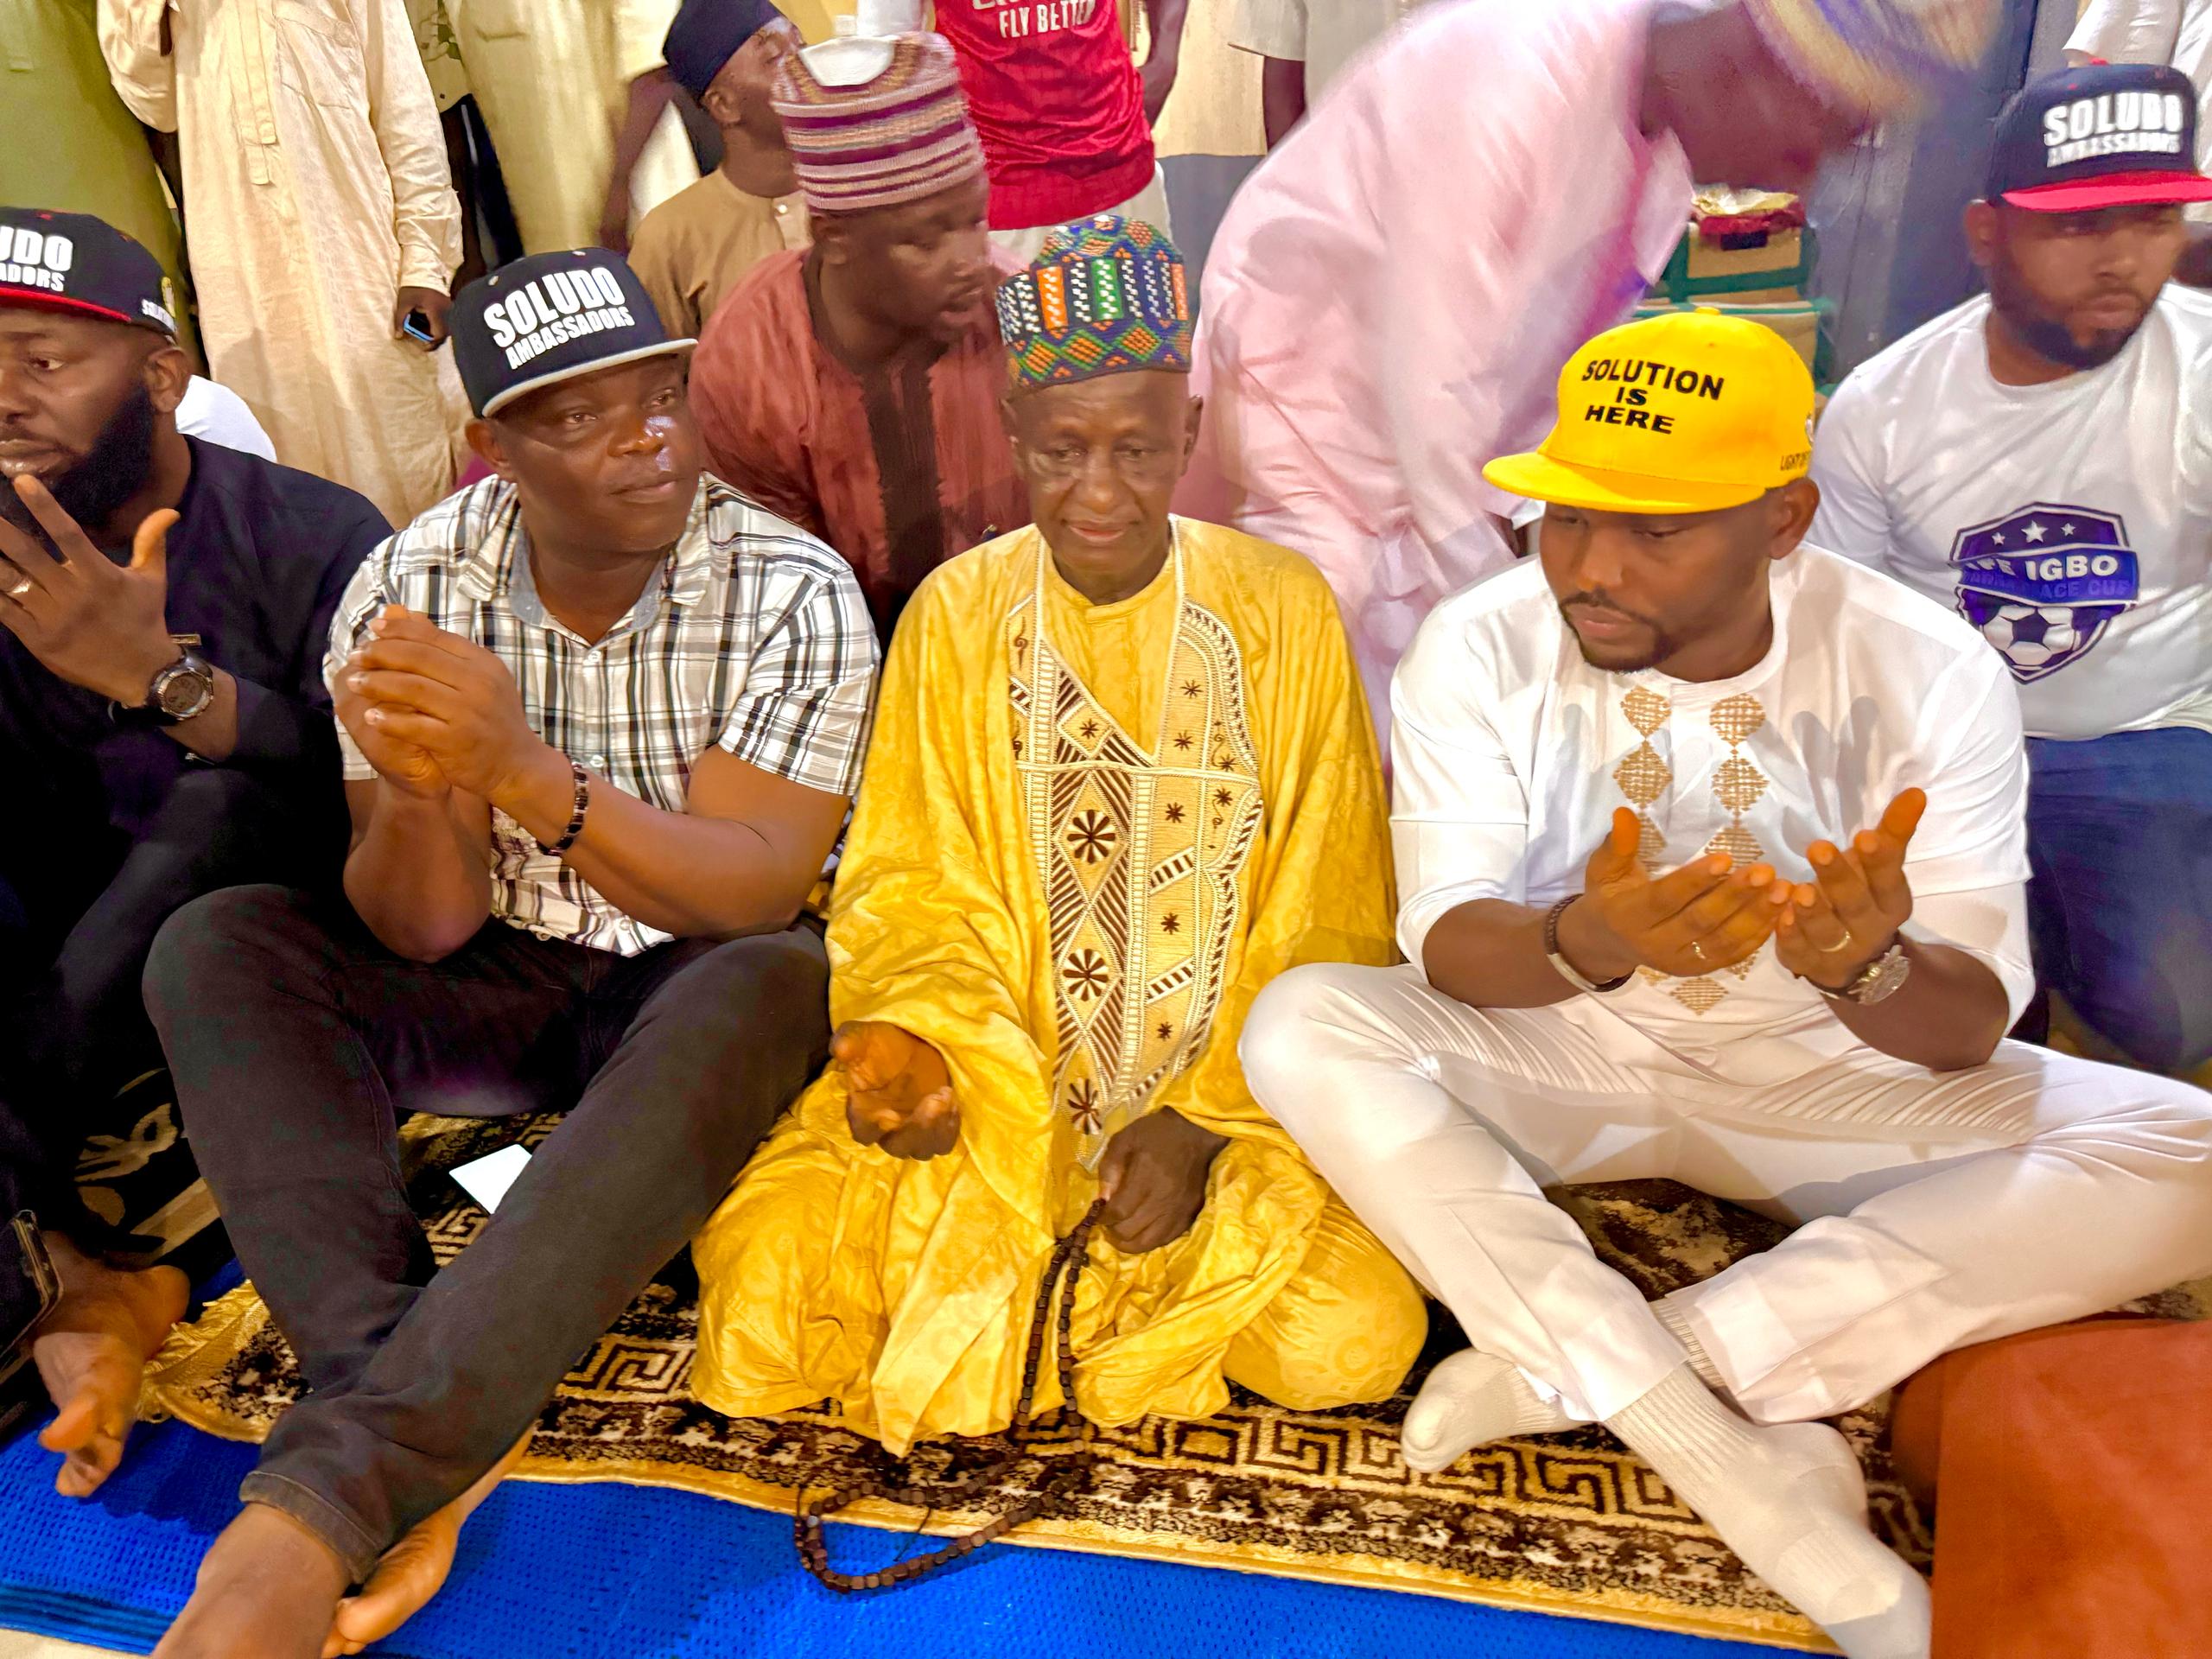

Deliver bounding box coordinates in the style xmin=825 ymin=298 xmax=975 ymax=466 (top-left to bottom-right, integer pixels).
xmin=932 ymin=0 xmax=1154 ymax=232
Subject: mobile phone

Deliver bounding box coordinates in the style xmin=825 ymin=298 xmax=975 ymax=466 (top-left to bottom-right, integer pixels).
xmin=0 ymin=1212 xmax=60 ymax=1438
xmin=1 ymin=1211 xmax=60 ymax=1356
xmin=401 ymin=309 xmax=438 ymax=347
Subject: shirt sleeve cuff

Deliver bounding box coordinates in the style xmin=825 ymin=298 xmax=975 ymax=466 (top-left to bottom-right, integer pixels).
xmin=395 ymin=248 xmax=453 ymax=294
xmin=1904 ymin=882 xmax=2035 ymax=1027
xmin=1395 ymin=880 xmax=1506 ymax=978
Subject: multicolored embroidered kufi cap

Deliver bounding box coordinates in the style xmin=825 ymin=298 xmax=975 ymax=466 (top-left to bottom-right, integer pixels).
xmin=770 ymin=33 xmax=985 ymax=216
xmin=995 ymin=215 xmax=1192 ymax=394
xmin=1744 ymin=0 xmax=1999 ymax=113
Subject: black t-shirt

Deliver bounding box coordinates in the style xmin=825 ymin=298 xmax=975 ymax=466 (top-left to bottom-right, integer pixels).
xmin=0 ymin=437 xmax=389 ymax=913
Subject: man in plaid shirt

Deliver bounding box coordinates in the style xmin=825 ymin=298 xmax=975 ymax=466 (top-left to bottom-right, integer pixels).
xmin=143 ymin=251 xmax=877 ymax=1659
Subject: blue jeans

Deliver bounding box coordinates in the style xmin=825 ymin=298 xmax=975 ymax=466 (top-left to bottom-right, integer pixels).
xmin=2027 ymin=727 xmax=2212 ymax=1072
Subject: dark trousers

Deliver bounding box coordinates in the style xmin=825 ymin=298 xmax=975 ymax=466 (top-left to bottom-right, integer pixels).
xmin=143 ymin=886 xmax=829 ymax=1579
xmin=0 ymin=768 xmax=327 ymax=1241
xmin=2027 ymin=728 xmax=2212 ymax=1073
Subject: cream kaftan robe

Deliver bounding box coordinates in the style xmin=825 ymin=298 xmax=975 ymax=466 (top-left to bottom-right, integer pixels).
xmin=446 ymin=0 xmax=697 ymax=256
xmin=99 ymin=0 xmax=461 ymax=524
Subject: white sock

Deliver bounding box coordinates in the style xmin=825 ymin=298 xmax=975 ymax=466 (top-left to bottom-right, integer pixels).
xmin=1653 ymin=1294 xmax=1731 ymax=1395
xmin=1400 ymin=1349 xmax=1581 ymax=1472
xmin=1605 ymin=1368 xmax=1929 ymax=1659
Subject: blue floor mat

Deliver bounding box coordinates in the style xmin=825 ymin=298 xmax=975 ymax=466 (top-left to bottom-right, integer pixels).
xmin=0 ymin=1415 xmax=1783 ymax=1659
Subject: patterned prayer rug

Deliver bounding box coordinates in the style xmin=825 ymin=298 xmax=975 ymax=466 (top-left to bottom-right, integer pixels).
xmin=142 ymin=1114 xmax=2211 ymax=1654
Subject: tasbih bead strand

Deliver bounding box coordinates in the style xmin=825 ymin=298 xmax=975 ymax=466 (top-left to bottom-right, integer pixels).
xmin=796 ymin=1201 xmax=1105 ymax=1592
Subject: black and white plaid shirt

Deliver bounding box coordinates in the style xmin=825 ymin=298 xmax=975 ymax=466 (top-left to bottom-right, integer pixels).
xmin=328 ymin=474 xmax=878 ymax=956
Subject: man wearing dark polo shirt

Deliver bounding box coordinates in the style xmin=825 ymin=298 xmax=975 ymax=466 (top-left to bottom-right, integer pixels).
xmin=0 ymin=208 xmax=387 ymax=1499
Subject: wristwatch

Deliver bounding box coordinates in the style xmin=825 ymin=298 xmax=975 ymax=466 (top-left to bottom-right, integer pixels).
xmin=111 ymin=644 xmax=216 ymax=728
xmin=1820 ymin=941 xmax=1912 ymax=1006
xmin=1544 ymin=895 xmax=1633 ymax=995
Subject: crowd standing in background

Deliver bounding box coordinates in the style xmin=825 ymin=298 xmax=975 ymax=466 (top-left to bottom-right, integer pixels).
xmin=5 ymin=3 xmax=2212 ymax=1658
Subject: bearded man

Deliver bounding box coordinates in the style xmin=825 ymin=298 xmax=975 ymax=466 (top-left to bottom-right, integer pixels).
xmin=1243 ymin=310 xmax=2212 ymax=1659
xmin=0 ymin=208 xmax=385 ymax=1497
xmin=1813 ymin=61 xmax=2212 ymax=1073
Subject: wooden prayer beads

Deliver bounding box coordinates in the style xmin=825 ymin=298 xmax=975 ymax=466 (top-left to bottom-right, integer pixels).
xmin=795 ymin=1199 xmax=1105 ymax=1592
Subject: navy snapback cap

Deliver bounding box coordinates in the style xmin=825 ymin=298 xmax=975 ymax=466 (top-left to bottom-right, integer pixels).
xmin=451 ymin=249 xmax=694 ymax=418
xmin=0 ymin=207 xmax=176 ymax=338
xmin=1989 ymin=61 xmax=2212 ymax=212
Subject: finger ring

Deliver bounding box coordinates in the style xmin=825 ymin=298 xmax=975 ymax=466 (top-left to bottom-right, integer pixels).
xmin=1819 ymin=933 xmax=1854 ymax=954
xmin=5 ymin=579 xmax=28 ymax=598
xmin=1689 ymin=941 xmax=1707 ymax=963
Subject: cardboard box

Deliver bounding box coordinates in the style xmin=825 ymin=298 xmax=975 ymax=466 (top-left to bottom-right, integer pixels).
xmin=1649 ymin=226 xmax=1810 ymax=307
xmin=1687 ymin=226 xmax=1803 ymax=283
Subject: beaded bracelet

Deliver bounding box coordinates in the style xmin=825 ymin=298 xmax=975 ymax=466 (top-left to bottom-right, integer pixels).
xmin=537 ymin=760 xmax=590 ymax=857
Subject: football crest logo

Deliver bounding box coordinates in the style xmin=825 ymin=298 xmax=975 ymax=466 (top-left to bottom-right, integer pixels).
xmin=1948 ymin=502 xmax=2138 ymax=682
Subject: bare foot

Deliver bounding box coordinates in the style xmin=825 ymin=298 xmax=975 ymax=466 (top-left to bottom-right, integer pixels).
xmin=32 ymin=1233 xmax=188 ymax=1497
xmin=322 ymin=1431 xmax=531 ymax=1657
xmin=153 ymin=1502 xmax=353 ymax=1659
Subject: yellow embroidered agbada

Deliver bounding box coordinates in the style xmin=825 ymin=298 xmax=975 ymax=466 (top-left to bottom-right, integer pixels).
xmin=693 ymin=518 xmax=1426 ymax=1453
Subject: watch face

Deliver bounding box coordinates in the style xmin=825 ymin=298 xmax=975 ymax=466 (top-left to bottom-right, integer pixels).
xmin=152 ymin=654 xmax=215 ymax=719
xmin=1855 ymin=947 xmax=1911 ymax=1006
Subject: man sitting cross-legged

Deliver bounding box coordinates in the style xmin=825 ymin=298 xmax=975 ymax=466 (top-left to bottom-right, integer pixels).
xmin=141 ymin=250 xmax=877 ymax=1659
xmin=1241 ymin=312 xmax=2212 ymax=1659
xmin=690 ymin=219 xmax=1427 ymax=1453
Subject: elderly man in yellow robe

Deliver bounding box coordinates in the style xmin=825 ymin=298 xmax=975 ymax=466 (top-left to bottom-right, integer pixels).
xmin=98 ymin=0 xmax=462 ymax=524
xmin=693 ymin=217 xmax=1425 ymax=1450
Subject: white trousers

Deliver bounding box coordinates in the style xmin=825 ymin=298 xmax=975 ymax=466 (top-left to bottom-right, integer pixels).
xmin=1241 ymin=964 xmax=2212 ymax=1426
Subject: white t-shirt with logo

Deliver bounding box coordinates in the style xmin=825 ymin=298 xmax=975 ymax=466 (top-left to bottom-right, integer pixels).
xmin=1392 ymin=549 xmax=2032 ymax=1090
xmin=1810 ymin=288 xmax=2212 ymax=741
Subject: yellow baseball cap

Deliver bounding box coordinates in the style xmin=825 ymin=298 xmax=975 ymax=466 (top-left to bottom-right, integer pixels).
xmin=1484 ymin=310 xmax=1817 ymax=516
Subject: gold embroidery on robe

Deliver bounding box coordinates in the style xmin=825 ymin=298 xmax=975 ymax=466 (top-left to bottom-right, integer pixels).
xmin=1623 ymin=686 xmax=1772 ymax=1015
xmin=1010 ymin=544 xmax=1263 ymax=1166
xmin=686 ymin=521 xmax=1425 ymax=1452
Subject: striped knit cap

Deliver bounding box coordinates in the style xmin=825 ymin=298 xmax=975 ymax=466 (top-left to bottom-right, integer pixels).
xmin=1743 ymin=0 xmax=1999 ymax=114
xmin=995 ymin=215 xmax=1192 ymax=393
xmin=771 ymin=33 xmax=985 ymax=216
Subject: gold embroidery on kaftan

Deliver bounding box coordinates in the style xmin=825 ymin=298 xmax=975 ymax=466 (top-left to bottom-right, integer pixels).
xmin=1621 ymin=687 xmax=1772 ymax=1016
xmin=1008 ymin=544 xmax=1263 ymax=1167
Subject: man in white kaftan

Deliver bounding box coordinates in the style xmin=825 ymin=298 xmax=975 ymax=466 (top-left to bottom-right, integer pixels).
xmin=99 ymin=0 xmax=462 ymax=524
